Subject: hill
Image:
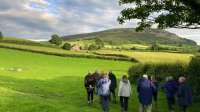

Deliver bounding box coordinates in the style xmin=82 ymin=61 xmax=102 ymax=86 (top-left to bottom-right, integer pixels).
xmin=62 ymin=28 xmax=197 ymax=45
xmin=0 ymin=37 xmax=59 ymax=48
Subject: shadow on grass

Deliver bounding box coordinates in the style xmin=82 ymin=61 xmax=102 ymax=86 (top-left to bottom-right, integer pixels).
xmin=0 ymin=75 xmax=103 ymax=112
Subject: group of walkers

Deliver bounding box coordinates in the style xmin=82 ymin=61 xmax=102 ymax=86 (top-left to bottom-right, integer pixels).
xmin=84 ymin=71 xmax=193 ymax=112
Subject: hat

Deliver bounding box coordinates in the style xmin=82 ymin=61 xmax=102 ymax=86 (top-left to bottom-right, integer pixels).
xmin=143 ymin=74 xmax=148 ymax=78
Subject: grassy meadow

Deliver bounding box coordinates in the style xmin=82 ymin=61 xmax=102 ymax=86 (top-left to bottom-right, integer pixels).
xmin=96 ymin=50 xmax=193 ymax=63
xmin=0 ymin=48 xmax=199 ymax=112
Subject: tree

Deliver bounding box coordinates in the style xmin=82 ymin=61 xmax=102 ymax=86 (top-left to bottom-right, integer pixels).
xmin=88 ymin=44 xmax=97 ymax=50
xmin=198 ymin=47 xmax=200 ymax=52
xmin=118 ymin=0 xmax=200 ymax=31
xmin=95 ymin=37 xmax=104 ymax=49
xmin=187 ymin=54 xmax=200 ymax=96
xmin=179 ymin=43 xmax=183 ymax=47
xmin=148 ymin=43 xmax=161 ymax=51
xmin=62 ymin=43 xmax=72 ymax=50
xmin=49 ymin=34 xmax=62 ymax=46
xmin=0 ymin=31 xmax=3 ymax=40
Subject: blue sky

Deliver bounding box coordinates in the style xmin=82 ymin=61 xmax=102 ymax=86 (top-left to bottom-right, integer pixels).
xmin=0 ymin=0 xmax=199 ymax=44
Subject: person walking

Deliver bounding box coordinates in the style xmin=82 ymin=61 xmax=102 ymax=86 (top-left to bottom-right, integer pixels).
xmin=98 ymin=73 xmax=111 ymax=112
xmin=177 ymin=76 xmax=193 ymax=112
xmin=150 ymin=75 xmax=159 ymax=111
xmin=137 ymin=74 xmax=155 ymax=112
xmin=93 ymin=70 xmax=100 ymax=95
xmin=108 ymin=70 xmax=117 ymax=103
xmin=118 ymin=75 xmax=132 ymax=112
xmin=161 ymin=76 xmax=178 ymax=112
xmin=84 ymin=71 xmax=95 ymax=105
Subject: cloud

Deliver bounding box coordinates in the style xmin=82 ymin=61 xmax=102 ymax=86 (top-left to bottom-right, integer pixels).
xmin=0 ymin=0 xmax=199 ymax=44
xmin=30 ymin=0 xmax=50 ymax=6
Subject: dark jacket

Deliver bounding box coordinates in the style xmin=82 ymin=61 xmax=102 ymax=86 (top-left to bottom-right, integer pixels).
xmin=93 ymin=72 xmax=100 ymax=84
xmin=84 ymin=74 xmax=95 ymax=91
xmin=108 ymin=73 xmax=117 ymax=90
xmin=177 ymin=83 xmax=193 ymax=106
xmin=161 ymin=80 xmax=178 ymax=98
xmin=137 ymin=77 xmax=154 ymax=105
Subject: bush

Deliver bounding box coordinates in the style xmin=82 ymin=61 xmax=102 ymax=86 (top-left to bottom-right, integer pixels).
xmin=187 ymin=54 xmax=200 ymax=96
xmin=62 ymin=43 xmax=72 ymax=50
xmin=128 ymin=63 xmax=187 ymax=84
xmin=130 ymin=47 xmax=137 ymax=50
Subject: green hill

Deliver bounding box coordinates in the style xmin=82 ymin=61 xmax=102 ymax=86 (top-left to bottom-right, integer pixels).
xmin=0 ymin=37 xmax=59 ymax=48
xmin=62 ymin=28 xmax=197 ymax=45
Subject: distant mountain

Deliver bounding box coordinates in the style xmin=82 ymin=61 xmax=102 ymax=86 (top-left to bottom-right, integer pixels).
xmin=62 ymin=28 xmax=196 ymax=45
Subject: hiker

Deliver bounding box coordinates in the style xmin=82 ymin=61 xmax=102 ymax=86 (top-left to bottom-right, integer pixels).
xmin=137 ymin=74 xmax=155 ymax=112
xmin=98 ymin=73 xmax=111 ymax=112
xmin=118 ymin=75 xmax=132 ymax=112
xmin=108 ymin=70 xmax=117 ymax=103
xmin=150 ymin=75 xmax=159 ymax=111
xmin=161 ymin=76 xmax=178 ymax=112
xmin=177 ymin=76 xmax=193 ymax=112
xmin=84 ymin=71 xmax=95 ymax=105
xmin=93 ymin=70 xmax=100 ymax=95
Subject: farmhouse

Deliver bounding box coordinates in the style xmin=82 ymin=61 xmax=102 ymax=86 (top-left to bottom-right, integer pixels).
xmin=70 ymin=44 xmax=81 ymax=51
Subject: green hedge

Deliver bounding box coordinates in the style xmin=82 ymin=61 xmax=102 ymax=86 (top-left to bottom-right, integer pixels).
xmin=187 ymin=54 xmax=200 ymax=96
xmin=0 ymin=39 xmax=59 ymax=48
xmin=128 ymin=63 xmax=187 ymax=84
xmin=0 ymin=45 xmax=138 ymax=63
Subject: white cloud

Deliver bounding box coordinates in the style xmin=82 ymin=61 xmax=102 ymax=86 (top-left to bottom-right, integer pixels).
xmin=30 ymin=0 xmax=50 ymax=6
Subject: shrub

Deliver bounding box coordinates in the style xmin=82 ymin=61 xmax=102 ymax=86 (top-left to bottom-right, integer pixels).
xmin=128 ymin=63 xmax=187 ymax=84
xmin=62 ymin=43 xmax=72 ymax=50
xmin=130 ymin=47 xmax=137 ymax=50
xmin=187 ymin=54 xmax=200 ymax=96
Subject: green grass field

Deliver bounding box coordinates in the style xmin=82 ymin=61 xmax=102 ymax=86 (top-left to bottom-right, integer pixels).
xmin=96 ymin=50 xmax=193 ymax=64
xmin=0 ymin=48 xmax=199 ymax=112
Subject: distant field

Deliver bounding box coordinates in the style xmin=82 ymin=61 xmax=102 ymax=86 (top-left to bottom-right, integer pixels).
xmin=0 ymin=42 xmax=88 ymax=55
xmin=96 ymin=50 xmax=193 ymax=63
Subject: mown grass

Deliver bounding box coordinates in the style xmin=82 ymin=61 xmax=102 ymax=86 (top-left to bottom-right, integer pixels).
xmin=96 ymin=50 xmax=193 ymax=64
xmin=0 ymin=48 xmax=199 ymax=112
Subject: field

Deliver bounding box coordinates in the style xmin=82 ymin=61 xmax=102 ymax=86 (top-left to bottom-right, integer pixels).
xmin=0 ymin=48 xmax=199 ymax=112
xmin=96 ymin=50 xmax=193 ymax=63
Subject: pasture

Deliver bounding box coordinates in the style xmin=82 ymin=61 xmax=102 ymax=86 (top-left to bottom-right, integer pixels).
xmin=0 ymin=48 xmax=199 ymax=112
xmin=96 ymin=50 xmax=193 ymax=64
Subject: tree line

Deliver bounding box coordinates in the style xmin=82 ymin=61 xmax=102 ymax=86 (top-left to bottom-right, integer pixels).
xmin=48 ymin=34 xmax=105 ymax=50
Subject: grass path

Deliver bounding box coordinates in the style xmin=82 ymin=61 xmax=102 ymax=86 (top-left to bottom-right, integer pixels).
xmin=0 ymin=48 xmax=199 ymax=112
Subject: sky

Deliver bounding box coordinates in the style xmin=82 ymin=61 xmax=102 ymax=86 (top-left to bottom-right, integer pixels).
xmin=0 ymin=0 xmax=200 ymax=44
